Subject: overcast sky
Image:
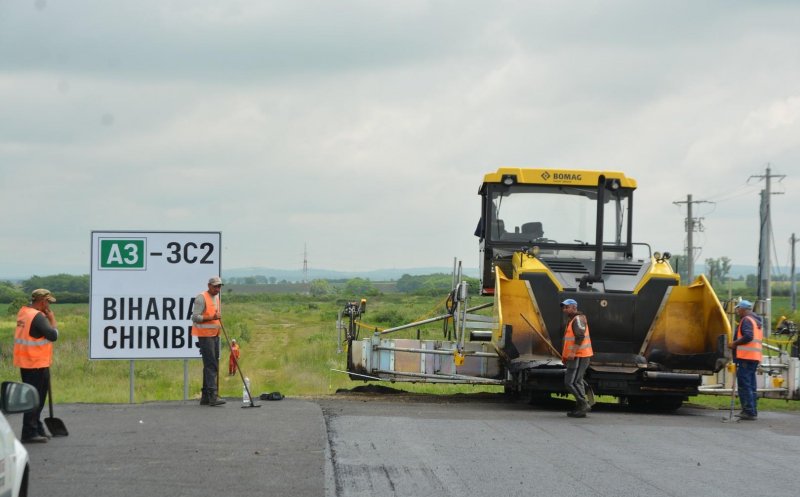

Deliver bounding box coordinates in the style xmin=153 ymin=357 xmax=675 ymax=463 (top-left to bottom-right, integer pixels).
xmin=1 ymin=0 xmax=798 ymax=279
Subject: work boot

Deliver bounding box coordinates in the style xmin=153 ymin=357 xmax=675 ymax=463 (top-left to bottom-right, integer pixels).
xmin=567 ymin=399 xmax=589 ymax=418
xmin=737 ymin=411 xmax=757 ymax=421
xmin=21 ymin=435 xmax=48 ymax=444
xmin=200 ymin=393 xmax=209 ymax=406
xmin=207 ymin=394 xmax=226 ymax=406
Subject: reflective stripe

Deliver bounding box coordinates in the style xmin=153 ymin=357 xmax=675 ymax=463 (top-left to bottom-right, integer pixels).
xmin=14 ymin=338 xmax=51 ymax=346
xmin=194 ymin=323 xmax=220 ymax=329
xmin=737 ymin=345 xmax=761 ymax=352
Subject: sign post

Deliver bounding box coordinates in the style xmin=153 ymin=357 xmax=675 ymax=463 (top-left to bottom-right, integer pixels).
xmin=90 ymin=231 xmax=222 ymax=402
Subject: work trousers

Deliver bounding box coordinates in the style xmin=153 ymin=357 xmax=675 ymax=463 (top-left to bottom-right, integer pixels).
xmin=564 ymin=357 xmax=591 ymax=403
xmin=20 ymin=367 xmax=50 ymax=439
xmin=229 ymin=354 xmax=239 ymax=375
xmin=197 ymin=336 xmax=220 ymax=398
xmin=735 ymin=359 xmax=759 ymax=416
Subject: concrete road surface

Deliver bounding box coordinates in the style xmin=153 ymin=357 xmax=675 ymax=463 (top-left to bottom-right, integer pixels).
xmin=13 ymin=393 xmax=800 ymax=497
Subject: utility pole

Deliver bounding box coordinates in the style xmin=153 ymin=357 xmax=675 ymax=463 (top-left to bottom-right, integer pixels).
xmin=302 ymin=243 xmax=309 ymax=283
xmin=673 ymin=194 xmax=712 ymax=283
xmin=750 ymin=164 xmax=786 ymax=333
xmin=791 ymin=233 xmax=797 ymax=313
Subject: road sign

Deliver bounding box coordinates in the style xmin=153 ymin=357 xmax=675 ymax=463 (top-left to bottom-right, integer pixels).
xmin=90 ymin=231 xmax=222 ymax=359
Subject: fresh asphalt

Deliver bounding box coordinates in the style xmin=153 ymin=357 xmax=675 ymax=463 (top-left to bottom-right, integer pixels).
xmin=13 ymin=393 xmax=800 ymax=497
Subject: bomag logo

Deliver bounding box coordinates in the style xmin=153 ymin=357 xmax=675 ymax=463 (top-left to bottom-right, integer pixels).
xmin=542 ymin=171 xmax=582 ymax=181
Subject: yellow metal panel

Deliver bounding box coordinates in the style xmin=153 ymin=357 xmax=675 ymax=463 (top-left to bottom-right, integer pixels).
xmin=633 ymin=257 xmax=680 ymax=294
xmin=512 ymin=252 xmax=564 ymax=291
xmin=643 ymin=274 xmax=731 ymax=356
xmin=482 ymin=167 xmax=637 ymax=189
xmin=492 ymin=267 xmax=559 ymax=360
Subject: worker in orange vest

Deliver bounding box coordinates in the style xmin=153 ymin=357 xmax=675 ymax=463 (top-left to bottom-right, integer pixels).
xmin=728 ymin=300 xmax=763 ymax=420
xmin=13 ymin=289 xmax=60 ymax=443
xmin=229 ymin=339 xmax=240 ymax=375
xmin=191 ymin=276 xmax=226 ymax=406
xmin=561 ymin=298 xmax=593 ymax=418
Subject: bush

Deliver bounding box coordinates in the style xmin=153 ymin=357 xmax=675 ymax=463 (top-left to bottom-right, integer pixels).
xmin=309 ymin=279 xmax=333 ymax=297
xmin=396 ymin=273 xmax=481 ymax=296
xmin=371 ymin=309 xmax=408 ymax=328
xmin=6 ymin=297 xmax=27 ymax=316
xmin=344 ymin=278 xmax=380 ymax=297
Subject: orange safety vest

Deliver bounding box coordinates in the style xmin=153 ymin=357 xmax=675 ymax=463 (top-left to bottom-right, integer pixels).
xmin=735 ymin=314 xmax=763 ymax=362
xmin=562 ymin=314 xmax=593 ymax=361
xmin=191 ymin=292 xmax=221 ymax=337
xmin=13 ymin=306 xmax=53 ymax=369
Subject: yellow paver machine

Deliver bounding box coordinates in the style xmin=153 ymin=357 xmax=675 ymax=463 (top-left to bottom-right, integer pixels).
xmin=340 ymin=168 xmax=732 ymax=409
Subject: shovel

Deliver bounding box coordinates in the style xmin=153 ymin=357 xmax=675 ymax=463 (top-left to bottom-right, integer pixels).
xmin=45 ymin=381 xmax=69 ymax=436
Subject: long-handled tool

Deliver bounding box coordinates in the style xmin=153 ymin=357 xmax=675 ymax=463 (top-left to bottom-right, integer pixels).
xmin=219 ymin=319 xmax=260 ymax=408
xmin=722 ymin=364 xmax=738 ymax=423
xmin=45 ymin=380 xmax=68 ymax=436
xmin=520 ymin=313 xmax=561 ymax=358
xmin=521 ymin=313 xmax=596 ymax=406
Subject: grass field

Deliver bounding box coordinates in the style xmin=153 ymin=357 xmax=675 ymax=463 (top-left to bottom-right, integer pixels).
xmin=0 ymin=294 xmax=501 ymax=403
xmin=1 ymin=293 xmax=797 ymax=413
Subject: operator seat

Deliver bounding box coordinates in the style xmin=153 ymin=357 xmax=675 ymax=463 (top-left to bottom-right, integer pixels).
xmin=521 ymin=222 xmax=543 ymax=239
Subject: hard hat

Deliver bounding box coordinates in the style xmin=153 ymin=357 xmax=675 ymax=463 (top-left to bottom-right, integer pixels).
xmin=231 ymin=339 xmax=236 ymax=343
xmin=735 ymin=299 xmax=753 ymax=310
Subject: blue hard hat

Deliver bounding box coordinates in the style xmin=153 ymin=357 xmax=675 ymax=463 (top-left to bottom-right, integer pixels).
xmin=735 ymin=299 xmax=753 ymax=310
xmin=560 ymin=298 xmax=578 ymax=307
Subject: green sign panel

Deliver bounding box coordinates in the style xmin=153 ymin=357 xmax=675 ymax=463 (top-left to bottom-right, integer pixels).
xmin=99 ymin=239 xmax=146 ymax=269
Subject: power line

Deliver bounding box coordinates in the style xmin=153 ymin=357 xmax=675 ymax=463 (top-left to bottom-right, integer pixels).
xmin=703 ymin=182 xmax=760 ymax=203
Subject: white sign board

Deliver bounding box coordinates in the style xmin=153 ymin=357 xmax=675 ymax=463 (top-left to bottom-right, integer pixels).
xmin=90 ymin=231 xmax=222 ymax=359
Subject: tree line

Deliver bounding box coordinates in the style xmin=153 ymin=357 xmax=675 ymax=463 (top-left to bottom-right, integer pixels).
xmin=0 ymin=273 xmax=479 ymax=305
xmin=1 ymin=274 xmax=90 ymax=303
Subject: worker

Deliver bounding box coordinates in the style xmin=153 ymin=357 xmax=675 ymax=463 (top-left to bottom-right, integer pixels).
xmin=13 ymin=289 xmax=59 ymax=443
xmin=561 ymin=298 xmax=593 ymax=418
xmin=727 ymin=300 xmax=762 ymax=420
xmin=229 ymin=338 xmax=240 ymax=376
xmin=191 ymin=276 xmax=226 ymax=406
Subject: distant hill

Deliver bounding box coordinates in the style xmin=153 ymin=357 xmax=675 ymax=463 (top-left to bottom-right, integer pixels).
xmin=225 ymin=264 xmax=772 ymax=282
xmin=6 ymin=263 xmax=792 ymax=282
xmin=224 ymin=266 xmax=480 ymax=282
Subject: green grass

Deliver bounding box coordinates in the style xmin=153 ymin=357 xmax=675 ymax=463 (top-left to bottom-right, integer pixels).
xmin=0 ymin=294 xmax=499 ymax=403
xmin=1 ymin=294 xmax=797 ymax=412
xmin=690 ymin=395 xmax=800 ymax=412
